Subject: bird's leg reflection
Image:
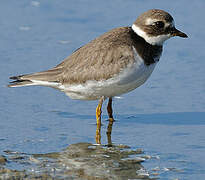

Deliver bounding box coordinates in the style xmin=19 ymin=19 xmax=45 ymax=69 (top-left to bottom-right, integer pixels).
xmin=95 ymin=97 xmax=104 ymax=144
xmin=106 ymin=118 xmax=114 ymax=147
xmin=106 ymin=97 xmax=114 ymax=146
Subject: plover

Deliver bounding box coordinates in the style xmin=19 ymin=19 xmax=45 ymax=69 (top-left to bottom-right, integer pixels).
xmin=8 ymin=9 xmax=187 ymax=144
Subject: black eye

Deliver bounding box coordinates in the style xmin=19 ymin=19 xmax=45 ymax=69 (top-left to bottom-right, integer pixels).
xmin=154 ymin=21 xmax=164 ymax=28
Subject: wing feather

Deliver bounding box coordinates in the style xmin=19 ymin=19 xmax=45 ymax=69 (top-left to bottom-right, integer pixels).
xmin=57 ymin=27 xmax=135 ymax=84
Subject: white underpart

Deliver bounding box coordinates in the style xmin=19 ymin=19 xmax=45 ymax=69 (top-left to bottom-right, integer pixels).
xmin=132 ymin=24 xmax=171 ymax=45
xmin=56 ymin=47 xmax=158 ymax=100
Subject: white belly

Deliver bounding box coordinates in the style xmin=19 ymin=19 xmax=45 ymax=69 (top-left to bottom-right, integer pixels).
xmin=60 ymin=48 xmax=157 ymax=100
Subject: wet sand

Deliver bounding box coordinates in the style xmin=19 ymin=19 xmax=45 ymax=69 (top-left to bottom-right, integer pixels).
xmin=0 ymin=143 xmax=156 ymax=180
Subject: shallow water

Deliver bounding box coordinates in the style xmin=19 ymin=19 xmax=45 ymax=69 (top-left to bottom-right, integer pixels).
xmin=1 ymin=0 xmax=205 ymax=179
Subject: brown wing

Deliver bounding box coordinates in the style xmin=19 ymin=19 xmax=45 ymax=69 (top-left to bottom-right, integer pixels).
xmin=9 ymin=27 xmax=136 ymax=86
xmin=56 ymin=27 xmax=135 ymax=84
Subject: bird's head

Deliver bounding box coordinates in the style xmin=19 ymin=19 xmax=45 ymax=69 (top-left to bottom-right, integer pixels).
xmin=132 ymin=9 xmax=188 ymax=45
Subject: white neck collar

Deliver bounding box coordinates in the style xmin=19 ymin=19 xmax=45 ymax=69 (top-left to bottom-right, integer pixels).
xmin=132 ymin=24 xmax=171 ymax=46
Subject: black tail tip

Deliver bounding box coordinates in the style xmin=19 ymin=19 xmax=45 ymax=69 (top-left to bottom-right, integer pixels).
xmin=9 ymin=75 xmax=23 ymax=80
xmin=8 ymin=79 xmax=32 ymax=87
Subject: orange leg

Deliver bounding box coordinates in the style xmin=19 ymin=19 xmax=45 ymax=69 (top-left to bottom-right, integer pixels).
xmin=95 ymin=97 xmax=104 ymax=144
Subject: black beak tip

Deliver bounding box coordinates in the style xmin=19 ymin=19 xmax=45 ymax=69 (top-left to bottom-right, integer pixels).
xmin=181 ymin=32 xmax=188 ymax=38
xmin=171 ymin=28 xmax=188 ymax=38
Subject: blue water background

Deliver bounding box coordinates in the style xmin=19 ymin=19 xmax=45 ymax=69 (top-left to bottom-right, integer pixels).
xmin=0 ymin=0 xmax=205 ymax=179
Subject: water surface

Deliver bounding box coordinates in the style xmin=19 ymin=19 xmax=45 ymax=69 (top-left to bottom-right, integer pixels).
xmin=0 ymin=0 xmax=205 ymax=179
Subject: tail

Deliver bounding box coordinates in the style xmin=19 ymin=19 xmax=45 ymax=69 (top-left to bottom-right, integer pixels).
xmin=8 ymin=76 xmax=33 ymax=87
xmin=8 ymin=68 xmax=62 ymax=88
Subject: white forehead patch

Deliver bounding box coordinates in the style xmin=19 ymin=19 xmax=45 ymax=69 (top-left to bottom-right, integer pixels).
xmin=145 ymin=18 xmax=175 ymax=28
xmin=132 ymin=24 xmax=171 ymax=45
xmin=145 ymin=18 xmax=158 ymax=25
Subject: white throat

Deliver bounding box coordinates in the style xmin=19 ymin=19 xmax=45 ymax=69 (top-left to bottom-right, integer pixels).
xmin=132 ymin=24 xmax=171 ymax=45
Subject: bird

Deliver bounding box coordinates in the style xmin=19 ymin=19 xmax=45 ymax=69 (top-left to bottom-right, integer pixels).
xmin=8 ymin=9 xmax=188 ymax=144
